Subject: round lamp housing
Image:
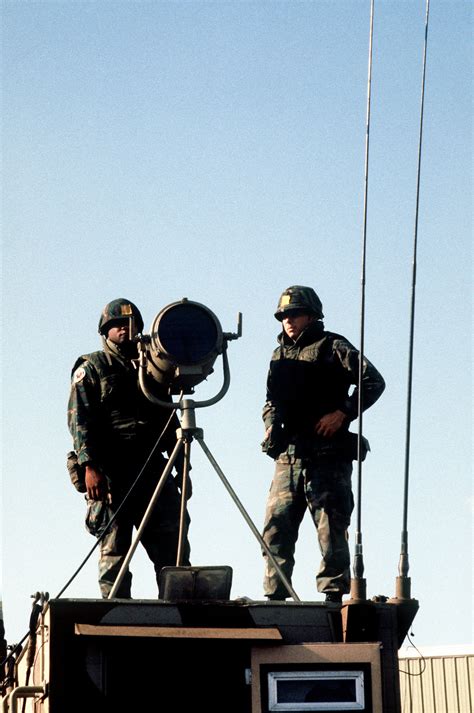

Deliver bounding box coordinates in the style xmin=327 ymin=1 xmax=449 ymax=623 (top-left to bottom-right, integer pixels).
xmin=146 ymin=299 xmax=224 ymax=393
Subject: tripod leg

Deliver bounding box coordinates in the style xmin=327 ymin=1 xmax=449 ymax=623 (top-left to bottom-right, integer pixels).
xmin=195 ymin=435 xmax=300 ymax=602
xmin=176 ymin=439 xmax=191 ymax=566
xmin=107 ymin=439 xmax=184 ymax=599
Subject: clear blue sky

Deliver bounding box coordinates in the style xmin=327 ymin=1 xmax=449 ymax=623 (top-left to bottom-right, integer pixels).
xmin=2 ymin=0 xmax=472 ymax=649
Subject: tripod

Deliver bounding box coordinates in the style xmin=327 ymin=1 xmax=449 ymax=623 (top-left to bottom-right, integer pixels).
xmin=108 ymin=349 xmax=299 ymax=600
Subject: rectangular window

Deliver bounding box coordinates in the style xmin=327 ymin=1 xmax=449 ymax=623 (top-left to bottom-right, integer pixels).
xmin=268 ymin=670 xmax=365 ymax=711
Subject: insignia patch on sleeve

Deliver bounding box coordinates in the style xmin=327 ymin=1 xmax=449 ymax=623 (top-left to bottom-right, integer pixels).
xmin=73 ymin=366 xmax=86 ymax=384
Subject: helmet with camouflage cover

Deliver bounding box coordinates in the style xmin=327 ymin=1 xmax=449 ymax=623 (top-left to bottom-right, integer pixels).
xmin=98 ymin=298 xmax=144 ymax=335
xmin=274 ymin=285 xmax=324 ymax=321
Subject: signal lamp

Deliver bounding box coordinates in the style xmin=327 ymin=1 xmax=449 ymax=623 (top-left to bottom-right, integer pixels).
xmin=145 ymin=299 xmax=224 ymax=394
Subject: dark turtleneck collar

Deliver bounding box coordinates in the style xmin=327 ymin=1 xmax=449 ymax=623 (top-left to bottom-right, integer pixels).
xmin=278 ymin=319 xmax=325 ymax=347
xmin=104 ymin=338 xmax=139 ymax=363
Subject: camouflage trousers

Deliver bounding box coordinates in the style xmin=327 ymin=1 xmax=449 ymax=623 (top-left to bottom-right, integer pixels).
xmin=262 ymin=452 xmax=354 ymax=599
xmin=86 ymin=476 xmax=190 ymax=598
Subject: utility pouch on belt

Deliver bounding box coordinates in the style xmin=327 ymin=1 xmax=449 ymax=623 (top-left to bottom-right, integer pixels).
xmin=67 ymin=451 xmax=86 ymax=493
xmin=310 ymin=432 xmax=370 ymax=461
xmin=261 ymin=424 xmax=289 ymax=460
xmin=85 ymin=499 xmax=112 ymax=537
xmin=345 ymin=432 xmax=370 ymax=462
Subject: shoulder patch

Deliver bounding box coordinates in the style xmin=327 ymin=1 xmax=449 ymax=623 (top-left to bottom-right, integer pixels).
xmin=73 ymin=366 xmax=87 ymax=384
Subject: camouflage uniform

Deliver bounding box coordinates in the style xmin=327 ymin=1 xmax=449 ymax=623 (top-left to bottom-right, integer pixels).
xmin=262 ymin=289 xmax=385 ymax=599
xmin=68 ymin=317 xmax=190 ymax=598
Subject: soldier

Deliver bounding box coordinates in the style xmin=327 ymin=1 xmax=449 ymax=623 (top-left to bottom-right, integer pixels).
xmin=261 ymin=286 xmax=385 ymax=602
xmin=67 ymin=298 xmax=190 ymax=598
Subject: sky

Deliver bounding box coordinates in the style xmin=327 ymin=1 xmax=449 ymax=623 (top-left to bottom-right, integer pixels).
xmin=1 ymin=0 xmax=472 ymax=652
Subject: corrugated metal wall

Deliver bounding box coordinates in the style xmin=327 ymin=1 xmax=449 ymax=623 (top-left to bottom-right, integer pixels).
xmin=399 ymin=652 xmax=473 ymax=713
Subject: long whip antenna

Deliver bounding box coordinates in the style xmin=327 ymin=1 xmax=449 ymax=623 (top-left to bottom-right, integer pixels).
xmin=397 ymin=0 xmax=431 ymax=600
xmin=351 ymin=0 xmax=375 ymax=601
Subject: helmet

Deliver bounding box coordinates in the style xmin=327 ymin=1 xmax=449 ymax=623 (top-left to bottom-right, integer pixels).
xmin=98 ymin=298 xmax=144 ymax=335
xmin=274 ymin=285 xmax=324 ymax=321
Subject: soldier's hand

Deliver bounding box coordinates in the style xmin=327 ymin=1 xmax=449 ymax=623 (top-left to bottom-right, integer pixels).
xmin=315 ymin=410 xmax=347 ymax=438
xmin=85 ymin=465 xmax=107 ymax=500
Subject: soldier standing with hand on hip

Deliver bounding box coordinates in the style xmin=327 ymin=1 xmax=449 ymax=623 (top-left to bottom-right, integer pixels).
xmin=67 ymin=298 xmax=191 ymax=598
xmin=261 ymin=286 xmax=385 ymax=602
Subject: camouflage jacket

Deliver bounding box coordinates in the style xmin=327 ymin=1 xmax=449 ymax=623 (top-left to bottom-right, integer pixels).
xmin=262 ymin=321 xmax=385 ymax=442
xmin=68 ymin=347 xmax=179 ymax=472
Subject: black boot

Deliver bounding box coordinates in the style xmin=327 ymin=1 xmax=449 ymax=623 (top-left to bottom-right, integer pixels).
xmin=325 ymin=592 xmax=343 ymax=603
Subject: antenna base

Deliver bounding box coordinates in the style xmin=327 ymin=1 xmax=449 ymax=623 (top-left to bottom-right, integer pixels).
xmin=387 ymin=593 xmax=419 ymax=648
xmin=349 ymin=577 xmax=367 ymax=602
xmin=342 ymin=592 xmax=377 ymax=643
xmin=394 ymin=575 xmax=411 ymax=600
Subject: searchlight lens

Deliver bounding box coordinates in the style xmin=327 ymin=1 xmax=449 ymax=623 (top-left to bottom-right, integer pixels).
xmin=146 ymin=299 xmax=223 ymax=393
xmin=154 ymin=302 xmax=219 ymax=365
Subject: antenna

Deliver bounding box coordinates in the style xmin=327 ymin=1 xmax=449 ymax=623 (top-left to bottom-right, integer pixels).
xmin=350 ymin=0 xmax=375 ymax=603
xmin=396 ymin=0 xmax=431 ymax=601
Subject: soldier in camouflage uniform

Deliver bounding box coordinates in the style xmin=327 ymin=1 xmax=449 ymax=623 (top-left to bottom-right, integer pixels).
xmin=261 ymin=286 xmax=385 ymax=602
xmin=68 ymin=298 xmax=190 ymax=598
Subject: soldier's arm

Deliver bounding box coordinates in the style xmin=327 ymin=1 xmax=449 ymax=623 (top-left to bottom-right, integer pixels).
xmin=262 ymin=358 xmax=285 ymax=431
xmin=262 ymin=366 xmax=287 ymax=455
xmin=315 ymin=409 xmax=348 ymax=437
xmin=68 ymin=362 xmax=108 ymax=499
xmin=262 ymin=401 xmax=277 ymax=432
xmin=67 ymin=361 xmax=103 ymax=467
xmin=84 ymin=464 xmax=107 ymax=500
xmin=332 ymin=337 xmax=386 ymax=420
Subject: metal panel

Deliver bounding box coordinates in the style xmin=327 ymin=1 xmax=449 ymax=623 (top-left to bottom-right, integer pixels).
xmin=74 ymin=624 xmax=282 ymax=639
xmin=399 ymin=651 xmax=474 ymax=713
